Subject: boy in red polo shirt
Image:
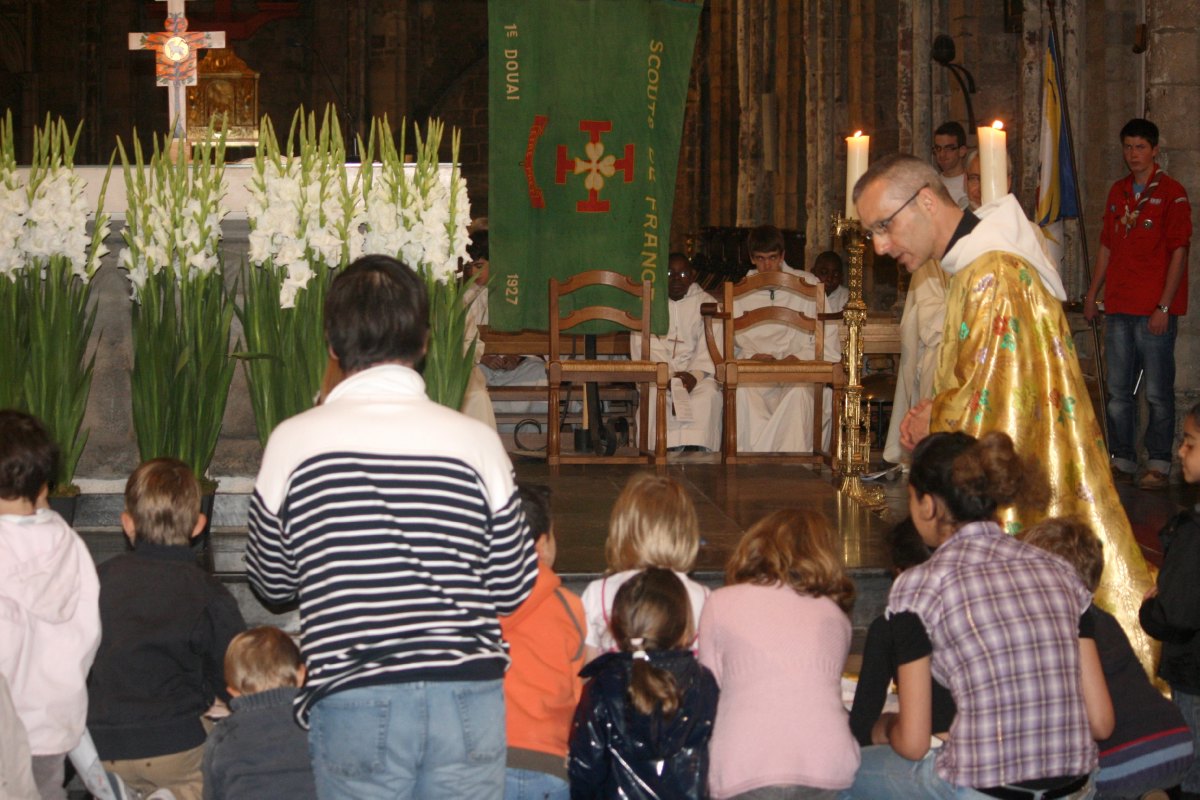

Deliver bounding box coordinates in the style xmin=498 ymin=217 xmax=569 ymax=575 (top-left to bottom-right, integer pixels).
xmin=1084 ymin=118 xmax=1192 ymax=490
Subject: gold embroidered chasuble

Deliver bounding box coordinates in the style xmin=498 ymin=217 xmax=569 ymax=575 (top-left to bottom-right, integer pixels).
xmin=931 ymin=250 xmax=1156 ymax=674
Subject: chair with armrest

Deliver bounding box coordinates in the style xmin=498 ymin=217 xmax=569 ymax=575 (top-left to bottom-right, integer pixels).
xmin=701 ymin=270 xmax=840 ymax=465
xmin=547 ymin=270 xmax=669 ymax=466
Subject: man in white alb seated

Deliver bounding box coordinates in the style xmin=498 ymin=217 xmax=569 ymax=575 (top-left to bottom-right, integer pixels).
xmin=630 ymin=253 xmax=721 ymax=452
xmin=811 ymin=250 xmax=849 ymax=452
xmin=732 ymin=225 xmax=825 ymax=453
xmin=462 ymin=229 xmax=549 ymax=421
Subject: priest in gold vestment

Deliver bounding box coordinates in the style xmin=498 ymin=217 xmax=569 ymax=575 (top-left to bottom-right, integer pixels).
xmin=854 ymin=154 xmax=1157 ymax=675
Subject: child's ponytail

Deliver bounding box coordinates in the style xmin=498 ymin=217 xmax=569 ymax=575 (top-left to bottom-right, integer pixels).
xmin=611 ymin=568 xmax=691 ymax=719
xmin=627 ymin=636 xmax=681 ymax=717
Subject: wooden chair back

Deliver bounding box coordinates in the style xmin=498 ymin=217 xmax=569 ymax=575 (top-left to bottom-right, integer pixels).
xmin=548 ymin=270 xmax=652 ymax=362
xmin=723 ymin=270 xmax=825 ymax=359
xmin=704 ymin=270 xmax=836 ymax=464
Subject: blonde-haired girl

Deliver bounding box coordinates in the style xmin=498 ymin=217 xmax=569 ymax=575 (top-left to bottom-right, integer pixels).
xmin=698 ymin=508 xmax=860 ymax=799
xmin=569 ymin=568 xmax=718 ymax=800
xmin=580 ymin=473 xmax=709 ymax=659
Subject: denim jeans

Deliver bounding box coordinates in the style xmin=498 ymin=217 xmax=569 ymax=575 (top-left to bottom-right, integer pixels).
xmin=1104 ymin=313 xmax=1177 ymax=472
xmin=504 ymin=767 xmax=569 ymax=800
xmin=308 ymin=679 xmax=506 ymax=800
xmin=1172 ymin=687 xmax=1200 ymax=793
xmin=842 ymin=746 xmax=1095 ymax=800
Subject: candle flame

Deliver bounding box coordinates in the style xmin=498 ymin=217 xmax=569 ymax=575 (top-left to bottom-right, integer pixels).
xmin=992 ymin=120 xmax=1004 ymax=131
xmin=853 ymin=130 xmax=863 ymax=137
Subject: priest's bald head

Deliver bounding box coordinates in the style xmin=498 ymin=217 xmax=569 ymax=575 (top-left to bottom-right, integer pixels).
xmin=852 ymin=154 xmax=965 ymax=272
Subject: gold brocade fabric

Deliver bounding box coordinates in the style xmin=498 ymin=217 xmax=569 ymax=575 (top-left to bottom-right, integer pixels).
xmin=932 ymin=251 xmax=1158 ymax=677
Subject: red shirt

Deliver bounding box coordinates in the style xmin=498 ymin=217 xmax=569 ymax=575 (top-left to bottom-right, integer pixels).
xmin=1099 ymin=166 xmax=1191 ymax=315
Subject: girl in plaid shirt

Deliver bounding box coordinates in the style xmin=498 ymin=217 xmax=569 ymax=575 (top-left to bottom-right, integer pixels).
xmin=847 ymin=431 xmax=1113 ymax=800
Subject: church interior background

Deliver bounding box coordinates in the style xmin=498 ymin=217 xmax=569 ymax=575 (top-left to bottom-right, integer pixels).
xmin=0 ymin=0 xmax=1197 ymax=624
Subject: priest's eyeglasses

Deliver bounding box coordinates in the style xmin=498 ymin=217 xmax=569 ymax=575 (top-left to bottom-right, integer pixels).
xmin=864 ymin=184 xmax=927 ymax=241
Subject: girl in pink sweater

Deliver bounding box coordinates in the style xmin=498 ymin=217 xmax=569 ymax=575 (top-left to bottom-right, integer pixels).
xmin=698 ymin=508 xmax=860 ymax=799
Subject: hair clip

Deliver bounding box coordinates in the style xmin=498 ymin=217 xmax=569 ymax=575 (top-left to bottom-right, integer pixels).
xmin=630 ymin=636 xmax=650 ymax=661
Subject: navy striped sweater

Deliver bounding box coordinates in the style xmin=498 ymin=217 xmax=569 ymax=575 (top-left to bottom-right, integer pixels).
xmin=245 ymin=366 xmax=537 ymax=726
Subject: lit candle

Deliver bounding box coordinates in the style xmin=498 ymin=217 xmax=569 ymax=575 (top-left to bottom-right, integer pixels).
xmin=845 ymin=131 xmax=870 ymax=219
xmin=978 ymin=120 xmax=1007 ymax=205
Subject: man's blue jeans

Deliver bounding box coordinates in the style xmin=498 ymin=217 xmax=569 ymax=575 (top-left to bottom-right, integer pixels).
xmin=308 ymin=679 xmax=506 ymax=800
xmin=1104 ymin=313 xmax=1177 ymax=474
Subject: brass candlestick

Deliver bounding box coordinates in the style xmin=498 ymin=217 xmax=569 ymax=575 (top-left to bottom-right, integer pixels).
xmin=832 ymin=212 xmax=884 ymax=508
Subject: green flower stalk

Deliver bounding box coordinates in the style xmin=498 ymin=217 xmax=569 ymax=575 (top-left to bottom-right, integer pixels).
xmin=118 ymin=128 xmax=233 ymax=488
xmin=0 ymin=112 xmax=111 ymax=492
xmin=363 ymin=117 xmax=474 ymax=410
xmin=239 ymin=106 xmax=364 ymax=444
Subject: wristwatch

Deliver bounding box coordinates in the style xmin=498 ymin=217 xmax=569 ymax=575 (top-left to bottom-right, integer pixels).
xmin=1156 ymin=304 xmax=1170 ymax=313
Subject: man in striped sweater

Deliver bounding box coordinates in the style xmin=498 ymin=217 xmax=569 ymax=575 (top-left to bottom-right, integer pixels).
xmin=246 ymin=255 xmax=538 ymax=800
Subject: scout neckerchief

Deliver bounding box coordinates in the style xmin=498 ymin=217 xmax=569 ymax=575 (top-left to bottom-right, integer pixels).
xmin=1119 ymin=165 xmax=1163 ymax=236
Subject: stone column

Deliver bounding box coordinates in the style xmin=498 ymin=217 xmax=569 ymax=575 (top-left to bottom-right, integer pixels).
xmin=1145 ymin=0 xmax=1200 ymax=421
xmin=735 ymin=0 xmax=771 ymax=226
xmin=803 ymin=0 xmax=841 ymax=259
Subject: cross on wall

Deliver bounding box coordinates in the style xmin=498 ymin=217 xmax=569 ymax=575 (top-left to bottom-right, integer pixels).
xmin=128 ymin=0 xmax=226 ymax=140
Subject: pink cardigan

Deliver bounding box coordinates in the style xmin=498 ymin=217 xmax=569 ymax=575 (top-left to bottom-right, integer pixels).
xmin=697 ymin=583 xmax=859 ymax=798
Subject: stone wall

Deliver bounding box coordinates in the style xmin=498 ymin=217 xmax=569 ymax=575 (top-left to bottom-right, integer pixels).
xmin=1066 ymin=0 xmax=1200 ymax=457
xmin=1146 ymin=0 xmax=1200 ymax=421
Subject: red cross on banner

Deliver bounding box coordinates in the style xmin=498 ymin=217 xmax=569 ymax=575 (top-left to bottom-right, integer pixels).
xmin=129 ymin=0 xmax=226 ymax=140
xmin=554 ymin=120 xmax=635 ymax=213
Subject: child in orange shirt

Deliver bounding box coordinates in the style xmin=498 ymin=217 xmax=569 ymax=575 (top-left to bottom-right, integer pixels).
xmin=499 ymin=484 xmax=585 ymax=800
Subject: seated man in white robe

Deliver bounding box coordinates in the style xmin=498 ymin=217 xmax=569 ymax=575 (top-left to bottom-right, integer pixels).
xmin=462 ymin=230 xmax=548 ymax=422
xmin=811 ymin=250 xmax=849 ymax=452
xmin=630 ymin=253 xmax=721 ymax=451
xmin=732 ymin=225 xmax=824 ymax=453
xmin=461 ymin=256 xmax=497 ymax=429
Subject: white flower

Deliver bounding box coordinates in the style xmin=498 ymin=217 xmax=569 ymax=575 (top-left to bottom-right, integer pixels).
xmin=248 ymin=229 xmax=273 ymax=265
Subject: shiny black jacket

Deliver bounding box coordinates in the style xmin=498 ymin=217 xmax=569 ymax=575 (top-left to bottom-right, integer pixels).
xmin=568 ymin=650 xmax=718 ymax=800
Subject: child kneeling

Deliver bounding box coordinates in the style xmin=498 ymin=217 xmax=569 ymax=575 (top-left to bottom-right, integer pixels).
xmin=570 ymin=568 xmax=718 ymax=799
xmin=87 ymin=458 xmax=246 ymax=800
xmin=202 ymin=627 xmax=317 ymax=799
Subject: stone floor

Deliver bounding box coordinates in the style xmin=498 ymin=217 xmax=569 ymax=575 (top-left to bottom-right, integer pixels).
xmin=508 ymin=453 xmax=897 ymax=575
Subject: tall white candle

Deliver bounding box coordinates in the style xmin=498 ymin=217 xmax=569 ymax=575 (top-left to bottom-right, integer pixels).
xmin=978 ymin=120 xmax=1007 ymax=205
xmin=845 ymin=131 xmax=870 ymax=219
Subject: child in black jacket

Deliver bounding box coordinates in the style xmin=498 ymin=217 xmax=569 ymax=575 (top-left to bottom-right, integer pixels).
xmin=87 ymin=458 xmax=245 ymax=800
xmin=569 ymin=568 xmax=718 ymax=800
xmin=1141 ymin=401 xmax=1200 ymax=797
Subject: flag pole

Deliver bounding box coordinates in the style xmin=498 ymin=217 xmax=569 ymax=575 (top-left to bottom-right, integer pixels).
xmin=1045 ymin=0 xmax=1109 ymax=446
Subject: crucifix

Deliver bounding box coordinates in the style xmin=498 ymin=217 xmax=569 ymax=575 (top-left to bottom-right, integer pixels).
xmin=128 ymin=0 xmax=226 ymax=141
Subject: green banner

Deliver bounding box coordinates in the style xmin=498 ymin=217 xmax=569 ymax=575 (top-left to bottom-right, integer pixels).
xmin=488 ymin=0 xmax=702 ymax=334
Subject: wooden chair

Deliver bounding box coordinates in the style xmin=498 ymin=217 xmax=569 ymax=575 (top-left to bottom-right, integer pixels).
xmin=702 ymin=271 xmax=840 ymax=465
xmin=547 ymin=270 xmax=669 ymax=466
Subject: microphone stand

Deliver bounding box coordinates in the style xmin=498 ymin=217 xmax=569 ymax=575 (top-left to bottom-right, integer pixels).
xmin=931 ymin=34 xmax=978 ymax=134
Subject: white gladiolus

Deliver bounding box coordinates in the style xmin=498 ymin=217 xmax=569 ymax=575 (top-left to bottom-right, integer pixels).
xmin=247 ymin=148 xmax=366 ymax=306
xmin=0 ymin=161 xmax=107 ymax=282
xmin=117 ymin=148 xmax=228 ymax=301
xmin=360 ymin=161 xmax=470 ymax=284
